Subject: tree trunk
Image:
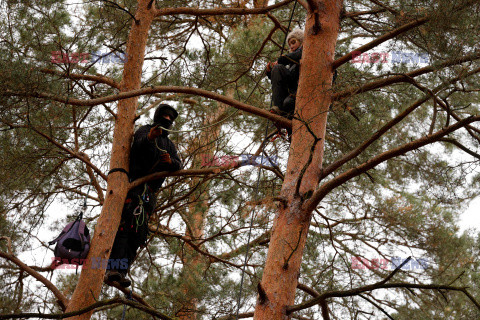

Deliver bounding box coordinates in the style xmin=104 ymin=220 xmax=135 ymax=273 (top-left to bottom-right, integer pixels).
xmin=64 ymin=1 xmax=155 ymax=318
xmin=176 ymin=135 xmax=210 ymax=320
xmin=253 ymin=1 xmax=342 ymax=319
xmin=177 ymin=99 xmax=228 ymax=320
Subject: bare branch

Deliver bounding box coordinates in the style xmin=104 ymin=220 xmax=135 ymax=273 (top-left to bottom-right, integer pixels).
xmin=216 ymin=311 xmax=254 ymax=320
xmin=333 ymin=52 xmax=480 ymax=101
xmin=344 ymin=8 xmax=387 ymax=18
xmin=0 ymin=250 xmax=69 ymax=311
xmin=98 ymin=0 xmax=139 ymax=24
xmin=218 ymin=231 xmax=270 ymax=260
xmin=0 ymin=296 xmax=175 ymax=319
xmin=297 ymin=282 xmax=320 ymax=297
xmin=130 ymin=166 xmax=238 ymax=190
xmin=439 ymin=138 xmax=480 ymax=160
xmin=154 ymin=0 xmax=294 ymax=17
xmin=79 ymin=152 xmax=105 ymax=204
xmin=322 ymin=66 xmax=480 ymax=181
xmin=288 ymin=281 xmax=479 ymax=314
xmin=306 ymin=115 xmax=480 ymax=212
xmin=368 ymin=0 xmax=399 ymax=15
xmin=149 ymin=225 xmax=248 ymax=269
xmin=333 ymin=17 xmax=429 ymax=69
xmin=40 ymin=68 xmax=120 ymax=90
xmin=2 ymin=86 xmax=291 ymax=129
xmin=359 ymin=294 xmax=395 ymax=320
xmin=26 ymin=123 xmax=108 ymax=181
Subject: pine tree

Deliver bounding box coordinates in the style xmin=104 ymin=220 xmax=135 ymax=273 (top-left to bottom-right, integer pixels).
xmin=1 ymin=0 xmax=480 ymax=319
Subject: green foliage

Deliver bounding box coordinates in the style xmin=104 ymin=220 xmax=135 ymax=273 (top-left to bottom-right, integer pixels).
xmin=1 ymin=0 xmax=480 ymax=319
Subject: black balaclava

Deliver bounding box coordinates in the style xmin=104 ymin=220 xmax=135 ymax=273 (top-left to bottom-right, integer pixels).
xmin=153 ymin=104 xmax=178 ymax=130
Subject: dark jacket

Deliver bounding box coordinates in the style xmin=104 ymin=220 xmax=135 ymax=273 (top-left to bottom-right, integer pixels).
xmin=129 ymin=125 xmax=182 ymax=192
xmin=267 ymin=46 xmax=303 ymax=82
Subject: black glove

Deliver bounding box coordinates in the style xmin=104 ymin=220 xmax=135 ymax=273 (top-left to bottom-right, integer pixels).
xmin=158 ymin=153 xmax=172 ymax=164
xmin=148 ymin=126 xmax=162 ymax=140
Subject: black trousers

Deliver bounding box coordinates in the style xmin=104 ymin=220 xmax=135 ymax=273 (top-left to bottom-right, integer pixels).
xmin=108 ymin=185 xmax=155 ymax=274
xmin=271 ymin=64 xmax=297 ymax=118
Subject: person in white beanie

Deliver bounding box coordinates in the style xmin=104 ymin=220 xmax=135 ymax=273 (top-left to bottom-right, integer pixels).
xmin=266 ymin=28 xmax=304 ymax=120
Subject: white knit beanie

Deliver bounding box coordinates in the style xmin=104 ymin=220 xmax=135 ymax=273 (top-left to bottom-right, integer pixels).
xmin=286 ymin=28 xmax=304 ymax=45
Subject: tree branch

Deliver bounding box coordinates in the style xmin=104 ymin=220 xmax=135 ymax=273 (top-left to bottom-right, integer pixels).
xmin=129 ymin=155 xmax=282 ymax=189
xmin=306 ymin=115 xmax=480 ymax=212
xmin=344 ymin=8 xmax=386 ymax=18
xmin=216 ymin=312 xmax=254 ymax=320
xmin=98 ymin=0 xmax=139 ymax=24
xmin=333 ymin=16 xmax=429 ymax=69
xmin=149 ymin=225 xmax=248 ymax=269
xmin=359 ymin=294 xmax=395 ymax=320
xmin=154 ymin=0 xmax=294 ymax=17
xmin=25 ymin=123 xmax=108 ymax=181
xmin=368 ymin=0 xmax=399 ymax=15
xmin=3 ymin=86 xmax=291 ymax=129
xmin=322 ymin=66 xmax=480 ymax=181
xmin=288 ymin=282 xmax=479 ymax=313
xmin=439 ymin=138 xmax=480 ymax=160
xmin=40 ymin=68 xmax=120 ymax=90
xmin=0 ymin=250 xmax=69 ymax=311
xmin=218 ymin=231 xmax=270 ymax=260
xmin=297 ymin=282 xmax=320 ymax=297
xmin=78 ymin=152 xmax=105 ymax=204
xmin=0 ymin=296 xmax=175 ymax=319
xmin=333 ymin=51 xmax=480 ymax=101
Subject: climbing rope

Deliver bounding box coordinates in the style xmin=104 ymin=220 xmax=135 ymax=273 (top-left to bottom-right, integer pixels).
xmin=132 ymin=184 xmax=149 ymax=232
xmin=234 ymin=1 xmax=299 ymax=318
xmin=121 ymin=290 xmax=134 ymax=320
xmin=79 ymin=186 xmax=90 ymax=218
xmin=76 ymin=187 xmax=90 ymax=275
xmin=154 ymin=139 xmax=168 ymax=153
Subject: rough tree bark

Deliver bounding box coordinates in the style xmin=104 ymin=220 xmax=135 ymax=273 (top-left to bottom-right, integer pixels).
xmin=253 ymin=1 xmax=342 ymax=319
xmin=64 ymin=1 xmax=156 ymax=318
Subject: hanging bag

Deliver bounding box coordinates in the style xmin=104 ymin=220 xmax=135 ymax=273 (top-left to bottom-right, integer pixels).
xmin=49 ymin=207 xmax=90 ymax=266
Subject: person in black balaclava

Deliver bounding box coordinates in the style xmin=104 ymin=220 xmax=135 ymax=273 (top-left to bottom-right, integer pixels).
xmin=105 ymin=104 xmax=182 ymax=287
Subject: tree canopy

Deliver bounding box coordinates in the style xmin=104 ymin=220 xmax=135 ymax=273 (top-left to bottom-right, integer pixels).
xmin=1 ymin=0 xmax=480 ymax=319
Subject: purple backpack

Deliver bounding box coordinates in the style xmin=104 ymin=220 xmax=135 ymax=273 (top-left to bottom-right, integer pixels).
xmin=49 ymin=213 xmax=90 ymax=264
